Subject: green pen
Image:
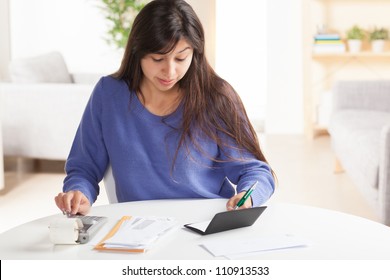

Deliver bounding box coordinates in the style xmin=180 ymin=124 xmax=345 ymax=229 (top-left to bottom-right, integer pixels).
xmin=234 ymin=181 xmax=258 ymax=210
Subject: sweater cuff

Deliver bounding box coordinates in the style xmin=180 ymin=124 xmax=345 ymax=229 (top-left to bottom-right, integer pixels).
xmin=250 ymin=180 xmax=274 ymax=207
xmin=63 ymin=184 xmax=96 ymax=205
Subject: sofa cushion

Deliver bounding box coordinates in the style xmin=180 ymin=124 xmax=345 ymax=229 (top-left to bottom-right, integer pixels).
xmin=329 ymin=110 xmax=390 ymax=192
xmin=9 ymin=52 xmax=73 ymax=84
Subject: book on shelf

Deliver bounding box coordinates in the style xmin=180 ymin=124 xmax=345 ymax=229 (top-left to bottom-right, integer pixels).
xmin=312 ymin=33 xmax=345 ymax=54
xmin=312 ymin=43 xmax=346 ymax=54
xmin=314 ymin=34 xmax=341 ymax=40
xmin=314 ymin=40 xmax=343 ymax=45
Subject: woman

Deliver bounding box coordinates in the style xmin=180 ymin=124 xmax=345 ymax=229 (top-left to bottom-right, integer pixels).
xmin=55 ymin=0 xmax=275 ymax=215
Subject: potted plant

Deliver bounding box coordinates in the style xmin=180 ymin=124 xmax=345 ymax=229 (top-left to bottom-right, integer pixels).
xmin=369 ymin=27 xmax=389 ymax=53
xmin=346 ymin=25 xmax=366 ymax=53
xmin=99 ymin=0 xmax=146 ymax=50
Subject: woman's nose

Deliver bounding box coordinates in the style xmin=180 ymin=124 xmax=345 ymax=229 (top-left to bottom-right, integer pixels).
xmin=163 ymin=61 xmax=176 ymax=77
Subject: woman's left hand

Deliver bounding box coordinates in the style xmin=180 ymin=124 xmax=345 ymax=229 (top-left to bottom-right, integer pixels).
xmin=226 ymin=191 xmax=252 ymax=211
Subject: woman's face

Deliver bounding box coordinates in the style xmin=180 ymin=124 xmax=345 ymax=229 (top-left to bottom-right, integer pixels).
xmin=140 ymin=38 xmax=193 ymax=93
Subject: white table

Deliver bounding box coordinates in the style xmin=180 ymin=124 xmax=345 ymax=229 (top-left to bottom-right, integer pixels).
xmin=1 ymin=199 xmax=390 ymax=260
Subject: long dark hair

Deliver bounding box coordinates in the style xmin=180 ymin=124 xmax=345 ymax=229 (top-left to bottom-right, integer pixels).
xmin=113 ymin=0 xmax=272 ymax=170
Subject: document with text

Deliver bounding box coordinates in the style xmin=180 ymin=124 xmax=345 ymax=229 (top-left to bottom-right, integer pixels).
xmin=95 ymin=216 xmax=178 ymax=253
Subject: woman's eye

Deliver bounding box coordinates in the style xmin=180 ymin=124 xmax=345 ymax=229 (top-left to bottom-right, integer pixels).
xmin=152 ymin=57 xmax=163 ymax=62
xmin=176 ymin=57 xmax=186 ymax=62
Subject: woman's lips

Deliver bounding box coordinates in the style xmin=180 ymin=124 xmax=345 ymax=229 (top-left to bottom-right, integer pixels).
xmin=158 ymin=78 xmax=175 ymax=86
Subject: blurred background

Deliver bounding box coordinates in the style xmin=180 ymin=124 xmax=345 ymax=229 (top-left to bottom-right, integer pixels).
xmin=1 ymin=0 xmax=389 ymax=232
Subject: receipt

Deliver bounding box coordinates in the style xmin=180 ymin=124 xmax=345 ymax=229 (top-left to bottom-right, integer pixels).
xmin=49 ymin=218 xmax=84 ymax=244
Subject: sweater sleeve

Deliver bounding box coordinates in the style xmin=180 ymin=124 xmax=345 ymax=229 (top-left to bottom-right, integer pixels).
xmin=62 ymin=78 xmax=109 ymax=204
xmin=219 ymin=138 xmax=275 ymax=207
xmin=226 ymin=159 xmax=275 ymax=207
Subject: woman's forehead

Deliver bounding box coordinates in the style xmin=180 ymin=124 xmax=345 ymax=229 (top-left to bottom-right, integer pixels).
xmin=154 ymin=38 xmax=192 ymax=55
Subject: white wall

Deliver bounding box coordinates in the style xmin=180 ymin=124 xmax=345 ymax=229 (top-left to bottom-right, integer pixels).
xmin=3 ymin=0 xmax=304 ymax=134
xmin=215 ymin=0 xmax=303 ymax=134
xmin=186 ymin=0 xmax=215 ymax=67
xmin=9 ymin=0 xmax=122 ymax=74
xmin=215 ymin=0 xmax=267 ymax=131
xmin=8 ymin=0 xmax=215 ymax=74
xmin=266 ymin=0 xmax=304 ymax=134
xmin=0 ymin=0 xmax=11 ymax=80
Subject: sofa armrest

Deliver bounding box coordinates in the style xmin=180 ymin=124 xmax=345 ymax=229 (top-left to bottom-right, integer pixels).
xmin=0 ymin=82 xmax=95 ymax=91
xmin=379 ymin=124 xmax=390 ymax=225
xmin=332 ymin=80 xmax=390 ymax=112
xmin=0 ymin=82 xmax=94 ymax=160
xmin=71 ymin=73 xmax=103 ymax=85
xmin=0 ymin=83 xmax=94 ymax=105
xmin=0 ymin=117 xmax=4 ymax=190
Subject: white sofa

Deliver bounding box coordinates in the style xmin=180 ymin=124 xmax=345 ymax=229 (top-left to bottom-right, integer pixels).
xmin=328 ymin=80 xmax=390 ymax=226
xmin=0 ymin=118 xmax=4 ymax=190
xmin=0 ymin=52 xmax=100 ymax=160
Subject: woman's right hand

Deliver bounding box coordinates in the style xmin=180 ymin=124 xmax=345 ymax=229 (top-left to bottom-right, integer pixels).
xmin=54 ymin=190 xmax=91 ymax=216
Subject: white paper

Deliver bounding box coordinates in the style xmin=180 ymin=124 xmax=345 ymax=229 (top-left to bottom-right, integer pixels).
xmin=200 ymin=235 xmax=308 ymax=257
xmin=103 ymin=216 xmax=177 ymax=249
xmin=186 ymin=220 xmax=211 ymax=232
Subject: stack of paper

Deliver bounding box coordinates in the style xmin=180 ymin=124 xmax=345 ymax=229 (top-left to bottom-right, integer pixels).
xmin=200 ymin=235 xmax=308 ymax=259
xmin=95 ymin=216 xmax=177 ymax=253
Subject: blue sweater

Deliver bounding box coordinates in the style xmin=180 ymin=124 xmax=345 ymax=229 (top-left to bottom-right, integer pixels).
xmin=63 ymin=76 xmax=275 ymax=206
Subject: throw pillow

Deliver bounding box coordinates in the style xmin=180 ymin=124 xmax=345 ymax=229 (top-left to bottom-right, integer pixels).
xmin=9 ymin=51 xmax=73 ymax=83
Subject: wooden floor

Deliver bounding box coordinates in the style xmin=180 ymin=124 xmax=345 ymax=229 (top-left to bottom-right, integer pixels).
xmin=263 ymin=134 xmax=377 ymax=221
xmin=0 ymin=134 xmax=379 ymax=233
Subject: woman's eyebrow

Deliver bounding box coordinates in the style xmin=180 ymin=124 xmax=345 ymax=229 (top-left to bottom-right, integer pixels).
xmin=154 ymin=46 xmax=191 ymax=55
xmin=177 ymin=47 xmax=191 ymax=54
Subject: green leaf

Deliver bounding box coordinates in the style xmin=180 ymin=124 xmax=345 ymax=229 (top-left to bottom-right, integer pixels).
xmin=98 ymin=0 xmax=149 ymax=49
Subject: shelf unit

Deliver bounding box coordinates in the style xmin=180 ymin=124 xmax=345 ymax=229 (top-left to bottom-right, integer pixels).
xmin=313 ymin=51 xmax=390 ymax=59
xmin=303 ymin=0 xmax=390 ymax=138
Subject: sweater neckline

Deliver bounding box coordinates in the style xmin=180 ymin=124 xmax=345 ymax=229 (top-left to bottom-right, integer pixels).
xmin=130 ymin=90 xmax=183 ymax=126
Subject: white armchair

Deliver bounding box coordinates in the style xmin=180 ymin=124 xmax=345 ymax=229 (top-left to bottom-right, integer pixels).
xmin=0 ymin=118 xmax=4 ymax=190
xmin=0 ymin=52 xmax=101 ymax=160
